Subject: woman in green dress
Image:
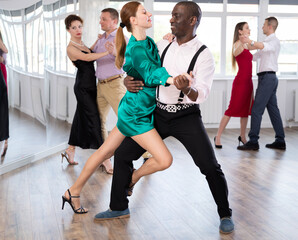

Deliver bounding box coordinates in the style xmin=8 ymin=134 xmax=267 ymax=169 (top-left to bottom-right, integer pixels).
xmin=62 ymin=1 xmax=191 ymax=214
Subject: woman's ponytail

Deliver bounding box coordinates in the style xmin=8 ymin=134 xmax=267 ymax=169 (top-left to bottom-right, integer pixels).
xmin=115 ymin=27 xmax=126 ymax=69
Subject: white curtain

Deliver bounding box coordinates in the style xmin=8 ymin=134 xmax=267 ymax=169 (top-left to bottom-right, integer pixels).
xmin=79 ymin=0 xmax=109 ymax=47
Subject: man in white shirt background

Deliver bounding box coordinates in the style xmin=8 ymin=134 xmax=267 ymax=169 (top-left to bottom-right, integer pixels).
xmin=238 ymin=17 xmax=286 ymax=151
xmin=94 ymin=1 xmax=234 ymax=234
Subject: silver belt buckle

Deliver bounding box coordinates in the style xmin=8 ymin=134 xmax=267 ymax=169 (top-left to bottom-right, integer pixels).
xmin=166 ymin=104 xmax=177 ymax=113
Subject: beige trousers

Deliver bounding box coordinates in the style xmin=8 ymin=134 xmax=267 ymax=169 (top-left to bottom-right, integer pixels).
xmin=97 ymin=76 xmax=126 ymax=141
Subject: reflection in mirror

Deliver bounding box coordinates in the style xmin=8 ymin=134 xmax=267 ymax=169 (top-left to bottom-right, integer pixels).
xmin=44 ymin=0 xmax=79 ymax=150
xmin=0 ymin=2 xmax=48 ymax=170
xmin=0 ymin=0 xmax=101 ymax=175
xmin=0 ymin=1 xmax=78 ymax=174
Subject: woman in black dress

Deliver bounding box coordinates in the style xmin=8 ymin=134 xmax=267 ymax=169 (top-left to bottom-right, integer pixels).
xmin=62 ymin=15 xmax=111 ymax=165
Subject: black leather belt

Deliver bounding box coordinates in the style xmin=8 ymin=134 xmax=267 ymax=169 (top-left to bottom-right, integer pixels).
xmin=257 ymin=71 xmax=276 ymax=76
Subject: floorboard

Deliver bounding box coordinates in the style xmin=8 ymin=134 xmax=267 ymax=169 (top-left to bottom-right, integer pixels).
xmin=0 ymin=127 xmax=298 ymax=240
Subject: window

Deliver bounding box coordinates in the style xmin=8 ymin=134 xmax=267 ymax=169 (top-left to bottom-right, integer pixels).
xmin=154 ymin=1 xmax=177 ymax=11
xmin=109 ymin=1 xmax=143 ymax=11
xmin=0 ymin=21 xmax=12 ymax=65
xmin=14 ymin=24 xmax=25 ymax=70
xmin=26 ymin=22 xmax=33 ymax=72
xmin=275 ymin=17 xmax=298 ymax=76
xmin=60 ymin=18 xmax=67 ymax=72
xmin=55 ymin=19 xmax=60 ymax=71
xmin=38 ymin=16 xmax=44 ymax=75
xmin=43 ymin=0 xmax=79 ymax=74
xmin=268 ymin=0 xmax=298 ymax=13
xmin=197 ymin=17 xmax=221 ymax=74
xmin=194 ymin=0 xmax=223 ymax=12
xmin=44 ymin=20 xmax=54 ymax=69
xmin=227 ymin=0 xmax=259 ymax=12
xmin=268 ymin=0 xmax=298 ymax=76
xmin=153 ymin=15 xmax=171 ymax=42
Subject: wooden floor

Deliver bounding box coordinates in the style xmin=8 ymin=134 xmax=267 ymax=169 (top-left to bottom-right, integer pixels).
xmin=1 ymin=108 xmax=46 ymax=164
xmin=0 ymin=108 xmax=70 ymax=165
xmin=0 ymin=128 xmax=298 ymax=240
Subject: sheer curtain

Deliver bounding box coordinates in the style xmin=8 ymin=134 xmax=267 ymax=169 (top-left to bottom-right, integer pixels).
xmin=79 ymin=0 xmax=108 ymax=47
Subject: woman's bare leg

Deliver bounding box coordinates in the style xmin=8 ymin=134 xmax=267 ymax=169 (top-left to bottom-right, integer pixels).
xmin=215 ymin=115 xmax=231 ymax=145
xmin=131 ymin=128 xmax=172 ymax=184
xmin=65 ymin=127 xmax=125 ymax=209
xmin=240 ymin=117 xmax=248 ymax=143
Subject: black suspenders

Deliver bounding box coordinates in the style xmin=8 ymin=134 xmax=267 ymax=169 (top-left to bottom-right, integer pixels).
xmin=158 ymin=42 xmax=207 ymax=103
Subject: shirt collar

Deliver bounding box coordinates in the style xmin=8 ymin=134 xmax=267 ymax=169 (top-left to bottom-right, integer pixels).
xmin=172 ymin=35 xmax=199 ymax=47
xmin=265 ymin=33 xmax=275 ymax=40
xmin=104 ymin=29 xmax=117 ymax=39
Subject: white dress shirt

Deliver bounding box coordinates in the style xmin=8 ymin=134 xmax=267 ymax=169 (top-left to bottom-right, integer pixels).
xmin=156 ymin=36 xmax=215 ymax=104
xmin=253 ymin=33 xmax=280 ymax=73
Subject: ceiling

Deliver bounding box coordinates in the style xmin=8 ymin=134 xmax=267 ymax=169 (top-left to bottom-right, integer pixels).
xmin=0 ymin=0 xmax=57 ymax=10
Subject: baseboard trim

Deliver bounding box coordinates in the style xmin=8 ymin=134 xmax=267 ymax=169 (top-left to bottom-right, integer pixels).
xmin=0 ymin=142 xmax=68 ymax=176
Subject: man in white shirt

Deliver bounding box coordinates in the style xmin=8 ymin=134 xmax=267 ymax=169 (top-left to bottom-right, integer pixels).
xmin=94 ymin=1 xmax=234 ymax=234
xmin=238 ymin=17 xmax=286 ymax=151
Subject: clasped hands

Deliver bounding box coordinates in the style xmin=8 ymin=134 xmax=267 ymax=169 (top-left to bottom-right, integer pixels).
xmin=96 ymin=34 xmax=116 ymax=56
xmin=104 ymin=41 xmax=116 ymax=56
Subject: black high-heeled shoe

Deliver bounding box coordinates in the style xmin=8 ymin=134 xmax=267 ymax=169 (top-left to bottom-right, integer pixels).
xmin=1 ymin=141 xmax=8 ymax=157
xmin=238 ymin=136 xmax=245 ymax=146
xmin=62 ymin=189 xmax=88 ymax=214
xmin=127 ymin=169 xmax=136 ymax=196
xmin=214 ymin=136 xmax=222 ymax=149
xmin=127 ymin=182 xmax=136 ymax=197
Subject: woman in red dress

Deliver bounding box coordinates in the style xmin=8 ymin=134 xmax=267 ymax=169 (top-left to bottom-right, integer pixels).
xmin=214 ymin=22 xmax=254 ymax=148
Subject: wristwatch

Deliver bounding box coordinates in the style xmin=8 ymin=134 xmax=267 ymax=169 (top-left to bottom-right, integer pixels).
xmin=250 ymin=40 xmax=255 ymax=46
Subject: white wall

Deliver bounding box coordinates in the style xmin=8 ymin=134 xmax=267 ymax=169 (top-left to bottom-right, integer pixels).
xmin=44 ymin=72 xmax=298 ymax=130
xmin=203 ymin=77 xmax=298 ymax=129
xmin=7 ymin=66 xmax=46 ymax=126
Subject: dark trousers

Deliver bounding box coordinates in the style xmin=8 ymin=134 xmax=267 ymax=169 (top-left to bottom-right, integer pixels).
xmin=248 ymin=73 xmax=285 ymax=143
xmin=110 ymin=105 xmax=232 ymax=218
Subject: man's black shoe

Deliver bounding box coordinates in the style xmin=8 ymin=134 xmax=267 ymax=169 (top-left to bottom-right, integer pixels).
xmin=237 ymin=141 xmax=259 ymax=151
xmin=265 ymin=141 xmax=286 ymax=150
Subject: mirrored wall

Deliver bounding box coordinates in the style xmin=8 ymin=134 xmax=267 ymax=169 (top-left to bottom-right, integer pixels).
xmin=1 ymin=0 xmax=298 ymax=175
xmin=0 ymin=0 xmax=79 ymax=174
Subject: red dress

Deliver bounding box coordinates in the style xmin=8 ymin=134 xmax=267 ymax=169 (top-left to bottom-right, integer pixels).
xmin=225 ymin=49 xmax=253 ymax=117
xmin=0 ymin=63 xmax=7 ymax=85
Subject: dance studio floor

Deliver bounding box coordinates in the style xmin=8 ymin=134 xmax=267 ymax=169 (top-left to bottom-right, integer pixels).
xmin=0 ymin=127 xmax=297 ymax=240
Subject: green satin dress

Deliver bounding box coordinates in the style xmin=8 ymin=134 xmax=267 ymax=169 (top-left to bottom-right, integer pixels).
xmin=117 ymin=35 xmax=171 ymax=137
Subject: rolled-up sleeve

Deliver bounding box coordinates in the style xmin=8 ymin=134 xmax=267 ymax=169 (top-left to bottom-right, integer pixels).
xmin=131 ymin=45 xmax=171 ymax=87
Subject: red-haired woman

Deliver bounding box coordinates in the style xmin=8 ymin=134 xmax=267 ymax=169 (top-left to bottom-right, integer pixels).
xmin=61 ymin=2 xmax=190 ymax=214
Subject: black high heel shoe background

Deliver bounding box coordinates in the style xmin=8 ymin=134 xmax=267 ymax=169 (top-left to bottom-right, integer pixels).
xmin=214 ymin=136 xmax=222 ymax=149
xmin=238 ymin=136 xmax=245 ymax=146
